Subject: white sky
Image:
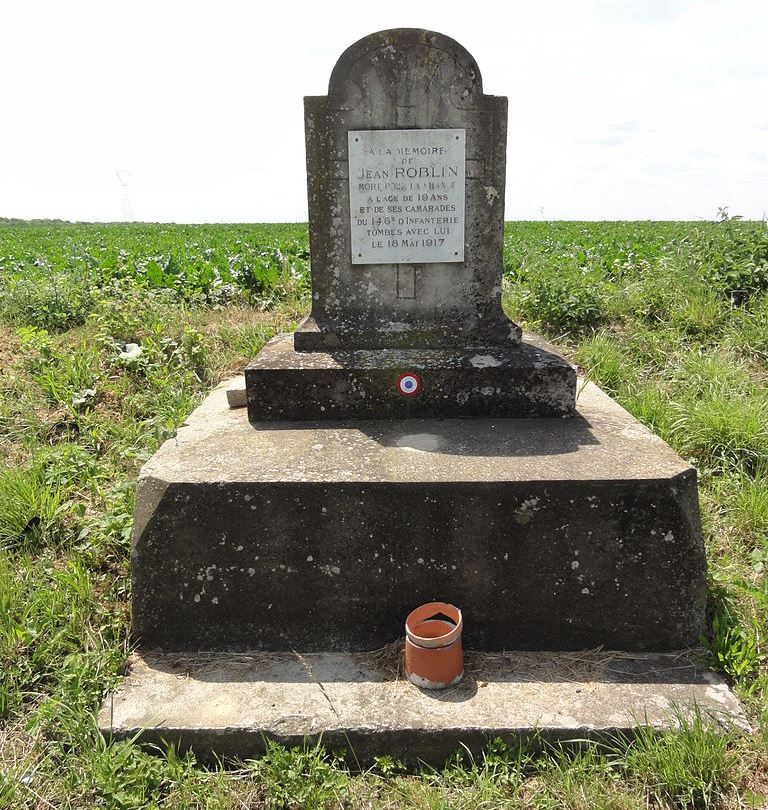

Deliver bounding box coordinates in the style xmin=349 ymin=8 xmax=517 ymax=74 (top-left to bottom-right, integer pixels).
xmin=1 ymin=0 xmax=766 ymax=222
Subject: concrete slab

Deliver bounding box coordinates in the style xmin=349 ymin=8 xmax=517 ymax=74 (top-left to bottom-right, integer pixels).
xmin=143 ymin=376 xmax=689 ymax=487
xmin=99 ymin=648 xmax=748 ymax=766
xmin=132 ymin=377 xmax=706 ymax=652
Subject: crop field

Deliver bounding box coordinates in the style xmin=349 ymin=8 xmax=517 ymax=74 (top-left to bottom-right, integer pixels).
xmin=0 ymin=217 xmax=767 ymax=808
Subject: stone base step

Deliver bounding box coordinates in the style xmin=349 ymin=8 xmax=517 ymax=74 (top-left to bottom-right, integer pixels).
xmin=244 ymin=332 xmax=576 ymax=420
xmin=99 ymin=649 xmax=748 ymax=766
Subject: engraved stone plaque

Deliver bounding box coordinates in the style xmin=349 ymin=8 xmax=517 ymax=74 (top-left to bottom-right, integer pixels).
xmin=348 ymin=129 xmax=465 ymax=265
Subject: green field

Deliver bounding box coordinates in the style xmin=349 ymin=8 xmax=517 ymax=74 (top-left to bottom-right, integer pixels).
xmin=1 ymin=218 xmax=767 ymax=808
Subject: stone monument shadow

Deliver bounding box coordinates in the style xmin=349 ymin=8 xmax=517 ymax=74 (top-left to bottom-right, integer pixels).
xmin=245 ymin=413 xmax=598 ymax=458
xmin=353 ymin=413 xmax=598 ymax=457
xmin=137 ymin=650 xmax=719 ymax=690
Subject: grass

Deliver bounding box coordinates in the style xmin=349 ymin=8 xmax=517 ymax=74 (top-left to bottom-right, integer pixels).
xmin=0 ymin=217 xmax=767 ymax=807
xmin=0 ymin=466 xmax=65 ymax=551
xmin=618 ymin=706 xmax=740 ymax=808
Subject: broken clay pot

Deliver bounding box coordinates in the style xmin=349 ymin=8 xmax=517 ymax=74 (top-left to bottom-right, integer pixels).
xmin=404 ymin=602 xmax=464 ymax=689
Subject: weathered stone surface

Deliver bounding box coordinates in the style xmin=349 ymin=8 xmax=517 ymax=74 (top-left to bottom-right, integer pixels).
xmin=296 ymin=28 xmax=519 ymax=351
xmin=245 ymin=332 xmax=576 ymax=420
xmin=99 ymin=649 xmax=748 ymax=766
xmin=132 ymin=379 xmax=706 ymax=652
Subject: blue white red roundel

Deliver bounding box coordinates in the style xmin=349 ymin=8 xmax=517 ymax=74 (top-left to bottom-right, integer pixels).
xmin=396 ymin=373 xmax=422 ymax=397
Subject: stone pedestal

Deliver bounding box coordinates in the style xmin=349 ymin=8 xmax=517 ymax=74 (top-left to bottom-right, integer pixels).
xmin=131 ymin=379 xmax=705 ymax=653
xmin=104 ymin=376 xmax=733 ymax=761
xmin=245 ymin=332 xmax=576 ymax=420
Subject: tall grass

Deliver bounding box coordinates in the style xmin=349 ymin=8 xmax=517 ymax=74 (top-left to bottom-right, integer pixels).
xmin=0 ymin=467 xmax=64 ymax=551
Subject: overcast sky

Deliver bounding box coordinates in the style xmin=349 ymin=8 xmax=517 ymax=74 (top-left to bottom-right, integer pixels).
xmin=1 ymin=0 xmax=766 ymax=222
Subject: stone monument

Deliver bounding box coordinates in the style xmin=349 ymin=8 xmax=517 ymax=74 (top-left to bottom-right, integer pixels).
xmin=100 ymin=29 xmax=745 ymax=764
xmin=245 ymin=28 xmax=574 ymax=419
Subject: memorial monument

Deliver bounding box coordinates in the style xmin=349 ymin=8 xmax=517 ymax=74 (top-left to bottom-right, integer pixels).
xmin=100 ymin=29 xmax=745 ymax=763
xmin=244 ymin=28 xmax=575 ymax=420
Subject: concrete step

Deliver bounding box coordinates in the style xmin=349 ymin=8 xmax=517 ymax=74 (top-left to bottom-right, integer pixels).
xmin=99 ymin=648 xmax=748 ymax=766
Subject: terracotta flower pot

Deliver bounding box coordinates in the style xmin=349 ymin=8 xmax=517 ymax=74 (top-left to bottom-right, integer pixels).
xmin=404 ymin=602 xmax=464 ymax=689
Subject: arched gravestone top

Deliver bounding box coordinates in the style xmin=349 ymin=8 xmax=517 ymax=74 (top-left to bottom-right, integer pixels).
xmin=295 ymin=28 xmax=522 ymax=351
xmin=327 ymin=29 xmax=483 ymax=112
